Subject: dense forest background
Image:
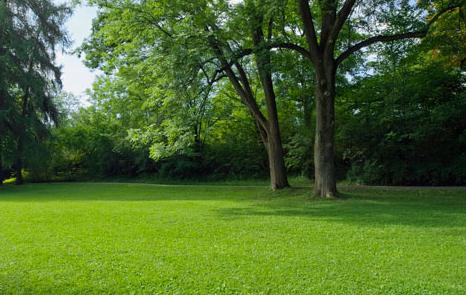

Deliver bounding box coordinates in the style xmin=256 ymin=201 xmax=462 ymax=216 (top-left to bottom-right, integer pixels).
xmin=1 ymin=0 xmax=465 ymax=188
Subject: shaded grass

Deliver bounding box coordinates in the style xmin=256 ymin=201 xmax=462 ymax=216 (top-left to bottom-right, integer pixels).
xmin=57 ymin=175 xmax=313 ymax=188
xmin=0 ymin=183 xmax=465 ymax=294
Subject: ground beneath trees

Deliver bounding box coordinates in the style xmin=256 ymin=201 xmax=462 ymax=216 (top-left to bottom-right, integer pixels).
xmin=0 ymin=183 xmax=465 ymax=293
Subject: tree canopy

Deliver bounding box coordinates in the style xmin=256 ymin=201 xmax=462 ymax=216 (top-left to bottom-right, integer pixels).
xmin=0 ymin=0 xmax=70 ymax=184
xmin=1 ymin=0 xmax=465 ymax=194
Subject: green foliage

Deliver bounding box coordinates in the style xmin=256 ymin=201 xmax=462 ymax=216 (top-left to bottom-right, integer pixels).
xmin=3 ymin=0 xmax=463 ymax=185
xmin=0 ymin=0 xmax=70 ymax=183
xmin=339 ymin=53 xmax=466 ymax=185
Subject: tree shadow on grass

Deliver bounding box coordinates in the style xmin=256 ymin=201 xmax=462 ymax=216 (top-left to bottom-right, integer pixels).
xmin=216 ymin=186 xmax=466 ymax=229
xmin=0 ymin=182 xmax=269 ymax=202
xmin=1 ymin=183 xmax=465 ymax=231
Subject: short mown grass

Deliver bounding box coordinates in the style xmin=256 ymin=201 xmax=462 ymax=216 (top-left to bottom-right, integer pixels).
xmin=0 ymin=183 xmax=465 ymax=294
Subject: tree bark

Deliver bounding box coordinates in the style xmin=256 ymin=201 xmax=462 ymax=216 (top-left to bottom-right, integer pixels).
xmin=293 ymin=0 xmax=459 ymax=198
xmin=0 ymin=154 xmax=3 ymax=186
xmin=296 ymin=0 xmax=338 ymax=197
xmin=14 ymin=135 xmax=24 ymax=185
xmin=266 ymin=126 xmax=289 ymax=190
xmin=207 ymin=30 xmax=289 ymax=190
xmin=0 ymin=89 xmax=5 ymax=186
xmin=313 ymin=67 xmax=337 ymax=198
xmin=253 ymin=21 xmax=289 ymax=190
xmin=256 ymin=122 xmax=289 ymax=190
xmin=15 ymin=158 xmax=23 ymax=185
xmin=303 ymin=93 xmax=313 ymax=131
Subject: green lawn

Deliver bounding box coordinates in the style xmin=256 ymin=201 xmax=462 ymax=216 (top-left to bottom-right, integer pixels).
xmin=0 ymin=183 xmax=465 ymax=294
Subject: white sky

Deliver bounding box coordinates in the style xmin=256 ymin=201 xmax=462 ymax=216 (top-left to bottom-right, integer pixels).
xmin=55 ymin=1 xmax=97 ymax=105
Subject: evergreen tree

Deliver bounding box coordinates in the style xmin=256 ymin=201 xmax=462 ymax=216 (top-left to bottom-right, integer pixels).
xmin=0 ymin=0 xmax=70 ymax=184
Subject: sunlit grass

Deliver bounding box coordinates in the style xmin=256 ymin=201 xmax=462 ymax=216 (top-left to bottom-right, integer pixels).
xmin=2 ymin=178 xmax=16 ymax=185
xmin=0 ymin=183 xmax=465 ymax=293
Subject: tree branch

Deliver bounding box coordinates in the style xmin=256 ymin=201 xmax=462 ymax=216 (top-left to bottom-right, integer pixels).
xmin=270 ymin=42 xmax=313 ymax=61
xmin=297 ymin=0 xmax=321 ymax=63
xmin=336 ymin=31 xmax=426 ymax=65
xmin=206 ymin=32 xmax=268 ymax=130
xmin=336 ymin=4 xmax=461 ymax=66
xmin=234 ymin=42 xmax=313 ymax=62
xmin=327 ymin=0 xmax=357 ymax=49
xmin=320 ymin=1 xmax=337 ymax=47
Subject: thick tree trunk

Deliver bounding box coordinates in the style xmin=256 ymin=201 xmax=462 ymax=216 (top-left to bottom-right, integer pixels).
xmin=0 ymin=91 xmax=4 ymax=186
xmin=15 ymin=158 xmax=23 ymax=185
xmin=265 ymin=123 xmax=289 ymax=190
xmin=303 ymin=94 xmax=313 ymax=131
xmin=257 ymin=72 xmax=289 ymax=190
xmin=209 ymin=38 xmax=289 ymax=190
xmin=0 ymin=155 xmax=3 ymax=186
xmin=256 ymin=121 xmax=289 ymax=190
xmin=14 ymin=136 xmax=24 ymax=185
xmin=313 ymin=70 xmax=337 ymax=198
xmin=297 ymin=0 xmax=338 ymax=197
xmin=261 ymin=84 xmax=289 ymax=190
xmin=252 ymin=21 xmax=289 ymax=190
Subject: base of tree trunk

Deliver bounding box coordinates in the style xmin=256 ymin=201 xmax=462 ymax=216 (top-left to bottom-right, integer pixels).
xmin=314 ymin=191 xmax=339 ymax=199
xmin=313 ymin=184 xmax=338 ymax=199
xmin=15 ymin=170 xmax=23 ymax=185
xmin=271 ymin=181 xmax=290 ymax=191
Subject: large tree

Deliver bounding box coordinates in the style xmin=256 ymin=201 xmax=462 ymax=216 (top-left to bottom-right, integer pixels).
xmin=265 ymin=0 xmax=464 ymax=197
xmin=84 ymin=0 xmax=291 ymax=189
xmin=0 ymin=0 xmax=70 ymax=184
xmin=82 ymin=0 xmax=463 ymax=193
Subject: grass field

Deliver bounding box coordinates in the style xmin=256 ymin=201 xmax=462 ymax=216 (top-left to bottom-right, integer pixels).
xmin=0 ymin=183 xmax=465 ymax=294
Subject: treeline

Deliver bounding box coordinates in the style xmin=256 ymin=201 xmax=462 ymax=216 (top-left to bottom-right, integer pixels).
xmin=44 ymin=48 xmax=465 ymax=186
xmin=1 ymin=1 xmax=465 ymax=191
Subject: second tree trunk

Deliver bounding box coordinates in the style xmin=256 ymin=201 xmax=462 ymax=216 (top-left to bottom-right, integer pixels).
xmin=313 ymin=72 xmax=337 ymax=198
xmin=265 ymin=123 xmax=289 ymax=190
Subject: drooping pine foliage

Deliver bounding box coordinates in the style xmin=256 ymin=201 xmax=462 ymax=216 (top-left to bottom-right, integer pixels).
xmin=0 ymin=0 xmax=70 ymax=183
